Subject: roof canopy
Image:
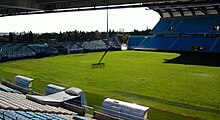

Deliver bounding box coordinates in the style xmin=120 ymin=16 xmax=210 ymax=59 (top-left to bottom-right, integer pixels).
xmin=0 ymin=0 xmax=218 ymax=17
xmin=146 ymin=1 xmax=220 ymax=18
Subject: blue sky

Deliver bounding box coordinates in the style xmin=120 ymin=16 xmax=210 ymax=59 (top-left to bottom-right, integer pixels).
xmin=0 ymin=8 xmax=160 ymax=33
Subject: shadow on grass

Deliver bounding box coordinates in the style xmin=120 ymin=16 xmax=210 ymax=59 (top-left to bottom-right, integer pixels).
xmin=164 ymin=52 xmax=220 ymax=67
xmin=91 ymin=63 xmax=105 ymax=69
xmin=111 ymin=90 xmax=220 ymax=114
xmin=91 ymin=50 xmax=108 ymax=69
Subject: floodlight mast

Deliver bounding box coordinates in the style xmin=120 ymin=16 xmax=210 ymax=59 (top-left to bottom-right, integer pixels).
xmin=107 ymin=7 xmax=109 ymax=40
xmin=96 ymin=8 xmax=109 ymax=63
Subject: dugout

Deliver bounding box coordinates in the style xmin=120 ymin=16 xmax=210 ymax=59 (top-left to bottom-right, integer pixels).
xmin=64 ymin=87 xmax=87 ymax=108
xmin=13 ymin=75 xmax=34 ymax=90
xmin=102 ymin=98 xmax=149 ymax=120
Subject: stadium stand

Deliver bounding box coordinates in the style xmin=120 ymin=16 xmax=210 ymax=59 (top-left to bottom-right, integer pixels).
xmin=28 ymin=43 xmax=58 ymax=57
xmin=128 ymin=3 xmax=220 ymax=53
xmin=0 ymin=90 xmax=73 ymax=114
xmin=0 ymin=81 xmax=82 ymax=119
xmin=139 ymin=36 xmax=178 ymax=50
xmin=0 ymin=43 xmax=58 ymax=61
xmin=1 ymin=75 xmax=87 ymax=111
xmin=127 ymin=36 xmax=147 ymax=49
xmin=0 ymin=38 xmax=121 ymax=62
xmin=0 ymin=75 xmax=91 ymax=119
xmin=211 ymin=38 xmax=220 ymax=52
xmin=0 ymin=43 xmax=35 ymax=60
xmin=61 ymin=37 xmax=121 ymax=54
xmin=169 ymin=36 xmax=218 ymax=52
xmin=130 ymin=35 xmax=220 ymax=52
xmin=151 ymin=15 xmax=220 ymax=35
xmin=60 ymin=41 xmax=85 ymax=54
xmin=0 ymin=109 xmax=72 ymax=120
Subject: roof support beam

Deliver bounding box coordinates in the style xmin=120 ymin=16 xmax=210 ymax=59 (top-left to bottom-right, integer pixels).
xmin=198 ymin=6 xmax=207 ymax=15
xmin=188 ymin=7 xmax=196 ymax=16
xmin=214 ymin=6 xmax=220 ymax=14
xmin=176 ymin=8 xmax=184 ymax=16
xmin=165 ymin=9 xmax=173 ymax=17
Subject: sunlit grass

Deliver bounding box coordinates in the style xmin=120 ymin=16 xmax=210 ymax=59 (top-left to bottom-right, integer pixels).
xmin=0 ymin=51 xmax=220 ymax=120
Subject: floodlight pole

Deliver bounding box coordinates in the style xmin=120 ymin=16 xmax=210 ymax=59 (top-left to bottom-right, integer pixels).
xmin=93 ymin=7 xmax=109 ymax=66
xmin=107 ymin=7 xmax=109 ymax=40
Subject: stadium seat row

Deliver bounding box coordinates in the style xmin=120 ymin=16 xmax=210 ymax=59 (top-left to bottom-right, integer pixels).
xmin=60 ymin=37 xmax=121 ymax=52
xmin=151 ymin=15 xmax=220 ymax=34
xmin=0 ymin=109 xmax=69 ymax=120
xmin=128 ymin=14 xmax=220 ymax=53
xmin=0 ymin=90 xmax=72 ymax=115
xmin=128 ymin=36 xmax=220 ymax=52
xmin=0 ymin=43 xmax=57 ymax=60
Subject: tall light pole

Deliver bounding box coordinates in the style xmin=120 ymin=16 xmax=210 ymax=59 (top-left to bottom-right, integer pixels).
xmin=107 ymin=7 xmax=109 ymax=40
xmin=92 ymin=7 xmax=109 ymax=66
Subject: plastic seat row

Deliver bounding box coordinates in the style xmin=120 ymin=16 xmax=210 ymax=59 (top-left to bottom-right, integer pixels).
xmin=0 ymin=109 xmax=69 ymax=120
xmin=61 ymin=38 xmax=121 ymax=52
xmin=0 ymin=43 xmax=35 ymax=58
xmin=128 ymin=35 xmax=220 ymax=53
xmin=0 ymin=90 xmax=73 ymax=114
xmin=0 ymin=85 xmax=21 ymax=94
xmin=151 ymin=15 xmax=220 ymax=34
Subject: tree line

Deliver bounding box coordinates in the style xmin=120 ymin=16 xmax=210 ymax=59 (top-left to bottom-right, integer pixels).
xmin=0 ymin=29 xmax=151 ymax=44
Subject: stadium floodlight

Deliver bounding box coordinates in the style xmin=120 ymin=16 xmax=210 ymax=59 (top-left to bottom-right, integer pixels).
xmin=92 ymin=7 xmax=110 ymax=68
xmin=107 ymin=7 xmax=109 ymax=40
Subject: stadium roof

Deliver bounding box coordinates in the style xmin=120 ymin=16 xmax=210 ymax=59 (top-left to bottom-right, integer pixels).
xmin=147 ymin=1 xmax=220 ymax=18
xmin=0 ymin=0 xmax=219 ymax=17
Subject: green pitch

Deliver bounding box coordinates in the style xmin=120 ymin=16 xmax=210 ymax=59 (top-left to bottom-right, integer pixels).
xmin=0 ymin=51 xmax=220 ymax=120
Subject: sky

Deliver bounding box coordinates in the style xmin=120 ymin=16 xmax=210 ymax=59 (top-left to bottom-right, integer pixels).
xmin=0 ymin=8 xmax=160 ymax=33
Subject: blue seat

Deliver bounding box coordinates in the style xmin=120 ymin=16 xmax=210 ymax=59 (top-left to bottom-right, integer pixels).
xmin=128 ymin=36 xmax=148 ymax=49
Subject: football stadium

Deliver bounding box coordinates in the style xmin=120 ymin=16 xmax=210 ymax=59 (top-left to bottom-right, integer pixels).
xmin=0 ymin=0 xmax=220 ymax=120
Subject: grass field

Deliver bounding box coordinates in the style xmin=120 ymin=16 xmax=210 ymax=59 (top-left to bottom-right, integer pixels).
xmin=0 ymin=51 xmax=220 ymax=120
